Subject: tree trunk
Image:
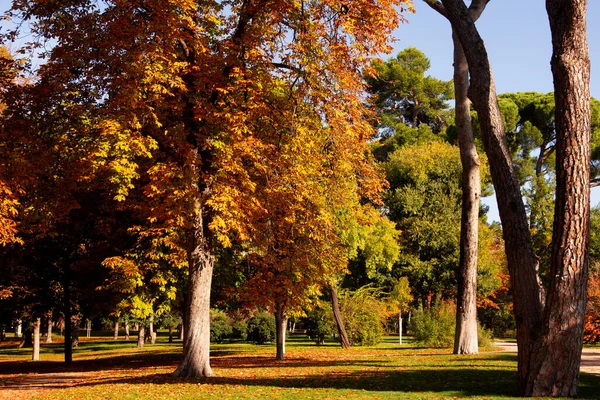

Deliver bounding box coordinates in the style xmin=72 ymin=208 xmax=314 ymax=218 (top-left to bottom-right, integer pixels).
xmin=330 ymin=284 xmax=350 ymax=349
xmin=86 ymin=320 xmax=91 ymax=338
xmin=399 ymin=313 xmax=402 ymax=345
xmin=14 ymin=319 xmax=21 ymax=337
xmin=525 ymin=1 xmax=591 ymax=396
xmin=452 ymin=30 xmax=480 ymax=356
xmin=137 ymin=325 xmax=145 ymax=348
xmin=173 ymin=184 xmax=214 ymax=377
xmin=125 ymin=320 xmax=130 ymax=341
xmin=440 ymin=0 xmax=543 ymax=392
xmin=113 ymin=321 xmax=119 ymax=340
xmin=46 ymin=313 xmax=53 ymax=343
xmin=275 ymin=304 xmax=287 ymax=360
xmin=19 ymin=322 xmax=32 ymax=348
xmin=32 ymin=317 xmax=40 ymax=361
xmin=169 ymin=327 xmax=173 ymax=343
xmin=63 ymin=266 xmax=73 ymax=364
xmin=71 ymin=321 xmax=79 ymax=348
xmin=179 ymin=323 xmax=184 ymax=341
xmin=149 ymin=315 xmax=156 ymax=344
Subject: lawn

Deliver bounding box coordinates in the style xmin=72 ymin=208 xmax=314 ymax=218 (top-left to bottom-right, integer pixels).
xmin=1 ymin=333 xmax=599 ymax=400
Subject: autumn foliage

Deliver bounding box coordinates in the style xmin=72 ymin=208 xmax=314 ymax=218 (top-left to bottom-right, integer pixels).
xmin=584 ymin=272 xmax=600 ymax=344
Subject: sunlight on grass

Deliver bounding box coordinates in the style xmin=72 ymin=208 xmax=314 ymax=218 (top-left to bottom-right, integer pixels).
xmin=1 ymin=333 xmax=599 ymax=399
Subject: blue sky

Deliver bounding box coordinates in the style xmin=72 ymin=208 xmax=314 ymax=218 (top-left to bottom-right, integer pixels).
xmin=1 ymin=0 xmax=598 ymax=220
xmin=390 ymin=0 xmax=600 ymax=221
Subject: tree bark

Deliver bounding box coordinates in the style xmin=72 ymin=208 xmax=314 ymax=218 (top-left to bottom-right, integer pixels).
xmin=275 ymin=303 xmax=287 ymax=360
xmin=19 ymin=322 xmax=32 ymax=348
xmin=32 ymin=317 xmax=40 ymax=361
xmin=399 ymin=313 xmax=403 ymax=344
xmin=137 ymin=325 xmax=145 ymax=348
xmin=63 ymin=266 xmax=73 ymax=364
xmin=173 ymin=167 xmax=214 ymax=377
xmin=149 ymin=315 xmax=156 ymax=344
xmin=113 ymin=321 xmax=119 ymax=340
xmin=86 ymin=320 xmax=91 ymax=338
xmin=46 ymin=313 xmax=53 ymax=343
xmin=125 ymin=320 xmax=130 ymax=341
xmin=439 ymin=0 xmax=544 ymax=392
xmin=330 ymin=284 xmax=350 ymax=349
xmin=525 ymin=1 xmax=591 ymax=396
xmin=452 ymin=31 xmax=480 ymax=355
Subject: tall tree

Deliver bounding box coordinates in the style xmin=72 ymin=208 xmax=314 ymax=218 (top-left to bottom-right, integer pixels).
xmin=439 ymin=0 xmax=591 ymax=395
xmin=425 ymin=0 xmax=488 ymax=355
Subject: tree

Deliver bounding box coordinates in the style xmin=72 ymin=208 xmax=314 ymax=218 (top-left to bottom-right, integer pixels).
xmin=425 ymin=0 xmax=489 ymax=355
xmin=439 ymin=0 xmax=591 ymax=395
xmin=390 ymin=277 xmax=413 ymax=344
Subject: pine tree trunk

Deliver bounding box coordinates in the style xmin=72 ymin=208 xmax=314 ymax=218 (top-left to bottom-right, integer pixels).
xmin=275 ymin=304 xmax=287 ymax=361
xmin=46 ymin=313 xmax=53 ymax=343
xmin=440 ymin=0 xmax=543 ymax=392
xmin=173 ymin=184 xmax=214 ymax=377
xmin=330 ymin=284 xmax=350 ymax=349
xmin=113 ymin=321 xmax=119 ymax=340
xmin=452 ymin=30 xmax=480 ymax=356
xmin=137 ymin=325 xmax=145 ymax=348
xmin=525 ymin=1 xmax=591 ymax=396
xmin=125 ymin=320 xmax=130 ymax=341
xmin=32 ymin=317 xmax=40 ymax=361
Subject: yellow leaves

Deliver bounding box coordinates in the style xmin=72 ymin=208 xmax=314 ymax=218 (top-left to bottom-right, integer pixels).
xmin=0 ymin=179 xmax=22 ymax=246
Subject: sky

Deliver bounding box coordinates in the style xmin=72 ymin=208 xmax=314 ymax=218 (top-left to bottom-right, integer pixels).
xmin=389 ymin=0 xmax=600 ymax=222
xmin=1 ymin=0 xmax=598 ymax=221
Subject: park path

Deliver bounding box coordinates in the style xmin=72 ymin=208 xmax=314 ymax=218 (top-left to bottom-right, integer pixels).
xmin=494 ymin=342 xmax=600 ymax=376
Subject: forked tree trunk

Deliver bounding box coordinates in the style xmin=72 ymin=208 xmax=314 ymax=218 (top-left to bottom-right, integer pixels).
xmin=46 ymin=313 xmax=53 ymax=343
xmin=452 ymin=30 xmax=480 ymax=355
xmin=173 ymin=184 xmax=214 ymax=377
xmin=426 ymin=0 xmax=488 ymax=358
xmin=329 ymin=284 xmax=350 ymax=349
xmin=274 ymin=304 xmax=287 ymax=361
xmin=113 ymin=321 xmax=119 ymax=340
xmin=137 ymin=325 xmax=145 ymax=348
xmin=440 ymin=0 xmax=544 ymax=392
xmin=525 ymin=1 xmax=591 ymax=396
xmin=32 ymin=317 xmax=40 ymax=361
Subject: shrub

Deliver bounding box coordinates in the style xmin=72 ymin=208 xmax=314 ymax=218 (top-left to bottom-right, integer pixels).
xmin=410 ymin=302 xmax=456 ymax=348
xmin=340 ymin=286 xmax=386 ymax=346
xmin=303 ymin=307 xmax=336 ymax=344
xmin=246 ymin=312 xmax=275 ymax=344
xmin=477 ymin=324 xmax=494 ymax=347
xmin=210 ymin=309 xmax=233 ymax=343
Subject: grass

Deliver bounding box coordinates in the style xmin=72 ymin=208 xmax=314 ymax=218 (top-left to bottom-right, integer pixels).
xmin=1 ymin=333 xmax=600 ymax=399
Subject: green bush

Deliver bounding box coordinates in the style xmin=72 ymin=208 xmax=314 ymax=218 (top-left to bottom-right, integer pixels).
xmin=304 ymin=307 xmax=336 ymax=344
xmin=232 ymin=320 xmax=248 ymax=341
xmin=411 ymin=302 xmax=495 ymax=348
xmin=210 ymin=309 xmax=233 ymax=343
xmin=246 ymin=312 xmax=275 ymax=344
xmin=340 ymin=287 xmax=386 ymax=346
xmin=410 ymin=302 xmax=456 ymax=348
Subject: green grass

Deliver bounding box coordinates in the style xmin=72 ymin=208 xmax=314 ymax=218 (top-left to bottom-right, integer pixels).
xmin=1 ymin=334 xmax=599 ymax=399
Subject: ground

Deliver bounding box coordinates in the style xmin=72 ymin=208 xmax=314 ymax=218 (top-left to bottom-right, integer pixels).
xmin=1 ymin=334 xmax=600 ymax=399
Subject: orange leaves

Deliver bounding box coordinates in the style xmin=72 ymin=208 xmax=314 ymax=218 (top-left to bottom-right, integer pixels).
xmin=0 ymin=179 xmax=22 ymax=245
xmin=584 ymin=272 xmax=600 ymax=343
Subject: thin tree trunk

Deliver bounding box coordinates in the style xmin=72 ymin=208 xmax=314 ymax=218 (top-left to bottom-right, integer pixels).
xmin=173 ymin=173 xmax=214 ymax=377
xmin=32 ymin=317 xmax=40 ymax=361
xmin=330 ymin=284 xmax=350 ymax=349
xmin=125 ymin=320 xmax=130 ymax=341
xmin=179 ymin=323 xmax=184 ymax=341
xmin=169 ymin=327 xmax=174 ymax=343
xmin=275 ymin=304 xmax=287 ymax=360
xmin=149 ymin=315 xmax=156 ymax=344
xmin=86 ymin=320 xmax=91 ymax=338
xmin=137 ymin=325 xmax=145 ymax=348
xmin=452 ymin=30 xmax=480 ymax=356
xmin=399 ymin=313 xmax=402 ymax=345
xmin=72 ymin=321 xmax=79 ymax=348
xmin=113 ymin=321 xmax=119 ymax=340
xmin=64 ymin=266 xmax=73 ymax=364
xmin=19 ymin=322 xmax=32 ymax=348
xmin=525 ymin=1 xmax=591 ymax=396
xmin=46 ymin=313 xmax=53 ymax=343
xmin=440 ymin=0 xmax=543 ymax=392
xmin=15 ymin=319 xmax=21 ymax=337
